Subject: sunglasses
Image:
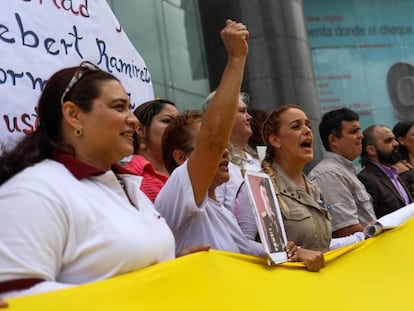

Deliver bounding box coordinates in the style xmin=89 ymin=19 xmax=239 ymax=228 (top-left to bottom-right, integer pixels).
xmin=60 ymin=61 xmax=101 ymax=106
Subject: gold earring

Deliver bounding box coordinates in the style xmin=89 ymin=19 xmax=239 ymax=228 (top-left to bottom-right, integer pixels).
xmin=74 ymin=128 xmax=83 ymax=137
xmin=140 ymin=143 xmax=147 ymax=150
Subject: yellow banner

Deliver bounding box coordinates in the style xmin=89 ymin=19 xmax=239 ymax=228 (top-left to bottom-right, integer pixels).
xmin=7 ymin=217 xmax=413 ymax=310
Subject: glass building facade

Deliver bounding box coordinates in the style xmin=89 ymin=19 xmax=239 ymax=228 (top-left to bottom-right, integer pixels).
xmin=107 ymin=0 xmax=209 ymax=111
xmin=108 ymin=0 xmax=414 ymax=165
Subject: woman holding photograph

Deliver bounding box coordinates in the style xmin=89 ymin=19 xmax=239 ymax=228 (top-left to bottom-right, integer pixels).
xmin=261 ymin=105 xmax=332 ymax=252
xmin=156 ymin=20 xmax=298 ymax=262
xmin=263 ymin=104 xmax=365 ymax=249
xmin=155 ymin=19 xmax=265 ymax=257
xmin=235 ymin=104 xmax=365 ymax=272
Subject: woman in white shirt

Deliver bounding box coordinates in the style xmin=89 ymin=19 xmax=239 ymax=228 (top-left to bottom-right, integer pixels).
xmin=0 ymin=62 xmax=176 ymax=298
xmin=155 ymin=21 xmax=298 ymax=261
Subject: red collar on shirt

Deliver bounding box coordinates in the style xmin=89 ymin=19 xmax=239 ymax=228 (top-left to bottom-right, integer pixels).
xmin=51 ymin=150 xmax=133 ymax=180
xmin=0 ymin=152 xmax=136 ymax=294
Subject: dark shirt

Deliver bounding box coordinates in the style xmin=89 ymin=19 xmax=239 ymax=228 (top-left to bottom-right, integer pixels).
xmin=358 ymin=161 xmax=412 ymax=218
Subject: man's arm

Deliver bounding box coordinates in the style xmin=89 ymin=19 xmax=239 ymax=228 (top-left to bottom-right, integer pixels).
xmin=311 ymin=171 xmax=361 ymax=235
xmin=332 ymin=223 xmax=364 ymax=238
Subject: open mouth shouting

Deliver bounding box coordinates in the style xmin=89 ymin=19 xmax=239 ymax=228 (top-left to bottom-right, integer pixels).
xmin=300 ymin=139 xmax=313 ymax=152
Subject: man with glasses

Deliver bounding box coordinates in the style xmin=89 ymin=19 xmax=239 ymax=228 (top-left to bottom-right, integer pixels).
xmin=358 ymin=125 xmax=412 ymax=218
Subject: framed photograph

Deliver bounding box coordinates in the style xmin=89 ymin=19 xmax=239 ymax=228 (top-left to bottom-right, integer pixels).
xmin=244 ymin=170 xmax=288 ymax=265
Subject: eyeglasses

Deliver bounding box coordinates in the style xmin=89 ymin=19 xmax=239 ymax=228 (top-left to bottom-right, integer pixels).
xmin=60 ymin=61 xmax=101 ymax=106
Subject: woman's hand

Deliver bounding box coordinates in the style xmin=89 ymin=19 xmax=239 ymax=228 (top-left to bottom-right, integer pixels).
xmin=176 ymin=245 xmax=211 ymax=257
xmin=220 ymin=19 xmax=249 ymax=58
xmin=0 ymin=298 xmax=8 ymax=308
xmin=297 ymin=247 xmax=325 ymax=272
xmin=286 ymin=241 xmax=299 ymax=262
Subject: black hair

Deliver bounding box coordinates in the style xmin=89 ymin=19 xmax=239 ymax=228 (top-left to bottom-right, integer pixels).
xmin=319 ymin=107 xmax=359 ymax=151
xmin=132 ymin=99 xmax=176 ymax=153
xmin=0 ymin=63 xmax=118 ymax=185
xmin=393 ymin=121 xmax=414 ymax=159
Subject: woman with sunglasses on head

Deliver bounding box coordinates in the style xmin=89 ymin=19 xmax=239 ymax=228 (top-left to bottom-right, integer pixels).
xmin=0 ymin=62 xmax=178 ymax=298
xmin=124 ymin=99 xmax=179 ymax=202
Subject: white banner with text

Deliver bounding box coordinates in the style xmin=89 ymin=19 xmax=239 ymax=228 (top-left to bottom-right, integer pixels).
xmin=0 ymin=1 xmax=154 ymax=150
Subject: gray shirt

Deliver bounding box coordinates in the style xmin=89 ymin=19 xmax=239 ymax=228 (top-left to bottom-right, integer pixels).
xmin=309 ymin=152 xmax=376 ymax=232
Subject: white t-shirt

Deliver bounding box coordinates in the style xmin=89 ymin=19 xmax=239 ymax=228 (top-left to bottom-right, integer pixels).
xmin=155 ymin=161 xmax=264 ymax=257
xmin=0 ymin=158 xmax=175 ymax=297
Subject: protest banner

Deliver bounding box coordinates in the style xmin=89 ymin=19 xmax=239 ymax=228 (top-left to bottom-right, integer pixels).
xmin=0 ymin=1 xmax=154 ymax=150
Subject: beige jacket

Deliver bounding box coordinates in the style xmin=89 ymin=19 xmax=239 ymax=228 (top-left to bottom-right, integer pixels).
xmin=272 ymin=162 xmax=332 ymax=251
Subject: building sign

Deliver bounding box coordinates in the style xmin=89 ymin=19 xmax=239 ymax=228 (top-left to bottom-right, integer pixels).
xmin=305 ymin=0 xmax=414 ymax=129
